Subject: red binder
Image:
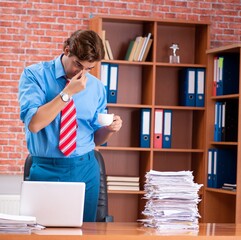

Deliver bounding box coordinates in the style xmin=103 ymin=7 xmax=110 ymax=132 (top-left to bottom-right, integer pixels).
xmin=153 ymin=109 xmax=163 ymax=148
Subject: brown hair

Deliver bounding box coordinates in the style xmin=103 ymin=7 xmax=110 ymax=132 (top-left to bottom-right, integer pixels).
xmin=63 ymin=30 xmax=105 ymax=62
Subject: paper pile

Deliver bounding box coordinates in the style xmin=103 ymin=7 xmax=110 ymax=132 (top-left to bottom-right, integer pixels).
xmin=0 ymin=213 xmax=45 ymax=234
xmin=140 ymin=170 xmax=202 ymax=233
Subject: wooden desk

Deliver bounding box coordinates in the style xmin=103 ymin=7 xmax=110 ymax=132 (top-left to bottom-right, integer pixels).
xmin=1 ymin=222 xmax=241 ymax=240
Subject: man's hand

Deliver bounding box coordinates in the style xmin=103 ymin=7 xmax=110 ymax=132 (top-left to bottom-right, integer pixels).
xmin=65 ymin=71 xmax=88 ymax=97
xmin=105 ymin=115 xmax=122 ymax=132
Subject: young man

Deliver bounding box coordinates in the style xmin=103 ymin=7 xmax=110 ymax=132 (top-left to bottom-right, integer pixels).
xmin=18 ymin=30 xmax=122 ymax=222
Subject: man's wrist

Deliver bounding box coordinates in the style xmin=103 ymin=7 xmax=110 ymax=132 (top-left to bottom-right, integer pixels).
xmin=60 ymin=91 xmax=71 ymax=102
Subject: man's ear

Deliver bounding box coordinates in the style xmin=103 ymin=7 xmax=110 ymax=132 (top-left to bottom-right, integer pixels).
xmin=63 ymin=46 xmax=70 ymax=56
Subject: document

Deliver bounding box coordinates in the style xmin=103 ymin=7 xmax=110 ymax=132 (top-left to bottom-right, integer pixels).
xmin=140 ymin=170 xmax=202 ymax=231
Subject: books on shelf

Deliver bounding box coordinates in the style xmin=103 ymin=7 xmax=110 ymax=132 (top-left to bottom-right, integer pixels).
xmin=125 ymin=33 xmax=152 ymax=62
xmin=101 ymin=30 xmax=109 ymax=60
xmin=101 ymin=31 xmax=114 ymax=60
xmin=107 ymin=181 xmax=139 ymax=186
xmin=105 ymin=39 xmax=114 ymax=60
xmin=221 ymin=183 xmax=236 ymax=191
xmin=107 ymin=176 xmax=140 ymax=191
xmin=107 ymin=176 xmax=139 ymax=182
xmin=107 ymin=185 xmax=140 ymax=191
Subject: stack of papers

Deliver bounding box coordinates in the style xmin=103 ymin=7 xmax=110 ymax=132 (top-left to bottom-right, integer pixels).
xmin=0 ymin=213 xmax=45 ymax=234
xmin=140 ymin=170 xmax=203 ymax=233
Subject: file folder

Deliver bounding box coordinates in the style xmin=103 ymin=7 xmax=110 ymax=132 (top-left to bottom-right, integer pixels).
xmin=207 ymin=149 xmax=214 ymax=188
xmin=214 ymin=102 xmax=222 ymax=142
xmin=216 ymin=56 xmax=224 ymax=96
xmin=179 ymin=68 xmax=195 ymax=106
xmin=216 ymin=53 xmax=239 ymax=96
xmin=212 ymin=148 xmax=237 ymax=188
xmin=221 ymin=102 xmax=226 ymax=141
xmin=140 ymin=108 xmax=151 ymax=148
xmin=195 ymin=68 xmax=205 ymax=107
xmin=162 ymin=109 xmax=172 ymax=148
xmin=153 ymin=109 xmax=163 ymax=148
xmin=223 ymin=99 xmax=238 ymax=142
xmin=108 ymin=64 xmax=119 ymax=103
xmin=100 ymin=63 xmax=109 ymax=96
xmin=213 ymin=56 xmax=219 ymax=96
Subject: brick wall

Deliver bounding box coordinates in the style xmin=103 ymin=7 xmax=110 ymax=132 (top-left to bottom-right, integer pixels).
xmin=0 ymin=0 xmax=240 ymax=174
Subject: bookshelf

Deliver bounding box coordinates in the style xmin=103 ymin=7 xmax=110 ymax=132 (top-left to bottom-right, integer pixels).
xmin=204 ymin=44 xmax=241 ymax=223
xmin=89 ymin=16 xmax=210 ymax=222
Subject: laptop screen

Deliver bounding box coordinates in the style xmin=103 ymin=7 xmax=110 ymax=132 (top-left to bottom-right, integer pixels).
xmin=19 ymin=181 xmax=85 ymax=227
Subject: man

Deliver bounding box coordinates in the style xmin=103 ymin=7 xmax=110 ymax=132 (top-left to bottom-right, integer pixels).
xmin=18 ymin=30 xmax=122 ymax=221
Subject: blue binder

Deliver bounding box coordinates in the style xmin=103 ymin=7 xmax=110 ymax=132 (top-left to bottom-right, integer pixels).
xmin=108 ymin=64 xmax=119 ymax=103
xmin=207 ymin=149 xmax=214 ymax=188
xmin=195 ymin=68 xmax=205 ymax=107
xmin=212 ymin=148 xmax=237 ymax=188
xmin=100 ymin=63 xmax=109 ymax=97
xmin=216 ymin=53 xmax=240 ymax=96
xmin=216 ymin=57 xmax=224 ymax=96
xmin=214 ymin=102 xmax=222 ymax=142
xmin=179 ymin=68 xmax=196 ymax=106
xmin=162 ymin=109 xmax=172 ymax=148
xmin=140 ymin=108 xmax=151 ymax=148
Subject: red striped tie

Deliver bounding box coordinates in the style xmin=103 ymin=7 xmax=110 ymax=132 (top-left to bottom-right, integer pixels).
xmin=59 ymin=95 xmax=77 ymax=156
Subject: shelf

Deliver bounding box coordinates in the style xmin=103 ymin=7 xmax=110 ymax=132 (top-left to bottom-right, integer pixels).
xmin=206 ymin=188 xmax=236 ymax=196
xmin=90 ymin=15 xmax=210 ymax=222
xmin=211 ymin=94 xmax=239 ymax=100
xmin=210 ymin=141 xmax=238 ymax=146
xmin=205 ymin=44 xmax=241 ymax=223
xmin=108 ymin=190 xmax=145 ymax=195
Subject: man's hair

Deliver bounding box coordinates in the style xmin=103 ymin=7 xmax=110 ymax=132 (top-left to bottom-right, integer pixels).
xmin=63 ymin=30 xmax=105 ymax=62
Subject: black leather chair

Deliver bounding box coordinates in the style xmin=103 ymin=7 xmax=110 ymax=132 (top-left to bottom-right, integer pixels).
xmin=23 ymin=150 xmax=113 ymax=222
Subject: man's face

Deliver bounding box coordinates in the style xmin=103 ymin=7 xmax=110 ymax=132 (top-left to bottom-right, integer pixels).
xmin=63 ymin=48 xmax=96 ymax=79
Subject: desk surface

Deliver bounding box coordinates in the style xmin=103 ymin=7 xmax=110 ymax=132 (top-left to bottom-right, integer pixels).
xmin=1 ymin=222 xmax=241 ymax=240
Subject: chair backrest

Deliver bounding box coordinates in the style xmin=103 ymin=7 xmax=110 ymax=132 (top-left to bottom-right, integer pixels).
xmin=23 ymin=150 xmax=113 ymax=222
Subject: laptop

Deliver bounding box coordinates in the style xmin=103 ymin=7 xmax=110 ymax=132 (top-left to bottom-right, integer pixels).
xmin=19 ymin=181 xmax=85 ymax=227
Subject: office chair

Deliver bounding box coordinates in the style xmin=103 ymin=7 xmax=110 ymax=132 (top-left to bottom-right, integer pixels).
xmin=23 ymin=150 xmax=113 ymax=222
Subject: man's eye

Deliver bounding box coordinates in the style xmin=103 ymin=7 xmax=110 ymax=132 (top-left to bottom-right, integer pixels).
xmin=75 ymin=61 xmax=83 ymax=69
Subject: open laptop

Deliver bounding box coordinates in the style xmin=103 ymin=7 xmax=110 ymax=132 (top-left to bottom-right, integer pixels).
xmin=19 ymin=181 xmax=85 ymax=227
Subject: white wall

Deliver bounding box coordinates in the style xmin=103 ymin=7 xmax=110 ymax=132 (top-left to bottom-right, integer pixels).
xmin=0 ymin=175 xmax=23 ymax=194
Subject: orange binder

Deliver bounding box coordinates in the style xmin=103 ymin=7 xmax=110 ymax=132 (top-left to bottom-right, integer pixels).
xmin=153 ymin=109 xmax=163 ymax=148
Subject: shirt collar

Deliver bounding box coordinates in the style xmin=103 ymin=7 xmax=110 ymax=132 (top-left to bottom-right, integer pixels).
xmin=55 ymin=54 xmax=66 ymax=79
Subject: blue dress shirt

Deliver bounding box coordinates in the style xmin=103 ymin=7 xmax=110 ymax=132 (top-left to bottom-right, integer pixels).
xmin=18 ymin=55 xmax=107 ymax=158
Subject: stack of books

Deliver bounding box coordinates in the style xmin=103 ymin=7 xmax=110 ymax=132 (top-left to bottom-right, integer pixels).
xmin=139 ymin=170 xmax=202 ymax=233
xmin=221 ymin=183 xmax=236 ymax=191
xmin=102 ymin=30 xmax=114 ymax=60
xmin=107 ymin=176 xmax=140 ymax=191
xmin=124 ymin=33 xmax=152 ymax=62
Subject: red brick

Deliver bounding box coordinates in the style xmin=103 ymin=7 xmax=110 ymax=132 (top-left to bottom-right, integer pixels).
xmin=0 ymin=0 xmax=240 ymax=175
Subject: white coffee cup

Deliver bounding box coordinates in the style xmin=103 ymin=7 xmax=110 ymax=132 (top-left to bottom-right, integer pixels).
xmin=98 ymin=113 xmax=114 ymax=126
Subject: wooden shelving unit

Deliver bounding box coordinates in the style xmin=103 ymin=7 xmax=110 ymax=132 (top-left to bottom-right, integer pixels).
xmin=90 ymin=16 xmax=210 ymax=222
xmin=204 ymin=44 xmax=241 ymax=223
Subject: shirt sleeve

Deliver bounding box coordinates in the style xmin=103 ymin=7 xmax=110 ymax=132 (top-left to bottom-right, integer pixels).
xmin=18 ymin=67 xmax=47 ymax=128
xmin=91 ymin=81 xmax=108 ymax=132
